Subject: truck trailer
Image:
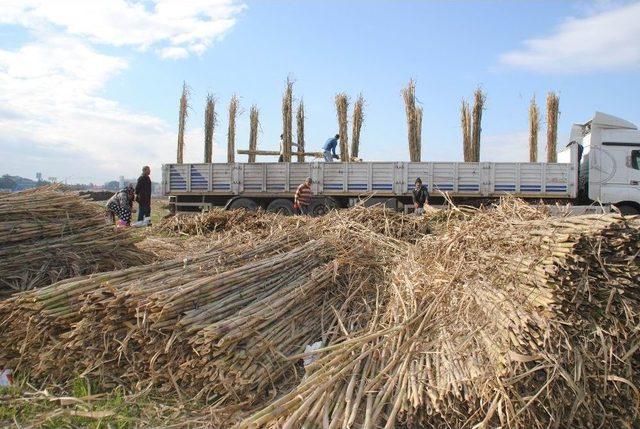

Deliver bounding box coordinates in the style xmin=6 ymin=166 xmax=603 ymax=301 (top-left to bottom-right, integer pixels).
xmin=162 ymin=112 xmax=640 ymax=215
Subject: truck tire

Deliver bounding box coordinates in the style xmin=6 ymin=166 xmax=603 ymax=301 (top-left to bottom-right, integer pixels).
xmin=266 ymin=199 xmax=295 ymax=215
xmin=228 ymin=197 xmax=258 ymax=211
xmin=309 ymin=197 xmax=339 ymax=217
xmin=615 ymin=204 xmax=639 ymax=216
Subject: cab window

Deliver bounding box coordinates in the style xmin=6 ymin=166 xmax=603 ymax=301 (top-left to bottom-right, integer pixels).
xmin=632 ymin=150 xmax=640 ymax=170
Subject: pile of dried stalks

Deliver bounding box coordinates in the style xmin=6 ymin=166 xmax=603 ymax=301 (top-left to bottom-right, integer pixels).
xmin=239 ymin=201 xmax=640 ymax=428
xmin=248 ymin=105 xmax=259 ymax=163
xmin=282 ymin=78 xmax=294 ymax=162
xmin=351 ymin=94 xmax=365 ymax=159
xmin=227 ymin=94 xmax=239 ymax=163
xmin=0 ymin=207 xmax=412 ymax=407
xmin=335 ymin=93 xmax=350 ymax=162
xmin=176 ymin=82 xmax=189 ymax=164
xmin=157 ymin=204 xmax=434 ymax=243
xmin=296 ymin=100 xmax=305 ymax=162
xmin=3 ymin=199 xmax=637 ymax=428
xmin=204 ymin=93 xmax=216 ymax=163
xmin=529 ymin=95 xmax=539 ymax=162
xmin=402 ymin=79 xmax=422 ymax=162
xmin=546 ymin=91 xmax=559 ymax=163
xmin=0 ymin=188 xmax=150 ymax=293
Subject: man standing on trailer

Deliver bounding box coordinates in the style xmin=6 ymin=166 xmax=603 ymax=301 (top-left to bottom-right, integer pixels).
xmin=412 ymin=177 xmax=429 ymax=215
xmin=135 ymin=165 xmax=152 ymax=224
xmin=294 ymin=177 xmax=313 ymax=215
xmin=279 ymin=134 xmax=299 ymax=162
xmin=322 ymin=134 xmax=340 ymax=162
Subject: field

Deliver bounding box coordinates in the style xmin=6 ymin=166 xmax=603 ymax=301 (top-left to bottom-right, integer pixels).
xmin=1 ymin=188 xmax=639 ymax=428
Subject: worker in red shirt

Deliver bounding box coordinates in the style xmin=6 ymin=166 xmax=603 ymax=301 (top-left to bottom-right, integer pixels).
xmin=294 ymin=177 xmax=313 ymax=215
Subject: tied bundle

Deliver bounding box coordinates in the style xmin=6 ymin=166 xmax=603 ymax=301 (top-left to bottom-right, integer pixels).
xmin=0 ymin=187 xmax=150 ymax=293
xmin=240 ymin=203 xmax=640 ymax=429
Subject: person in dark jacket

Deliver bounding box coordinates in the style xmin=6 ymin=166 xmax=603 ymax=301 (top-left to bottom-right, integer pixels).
xmin=135 ymin=166 xmax=152 ymax=223
xmin=412 ymin=177 xmax=429 ymax=215
xmin=106 ymin=185 xmax=135 ymax=225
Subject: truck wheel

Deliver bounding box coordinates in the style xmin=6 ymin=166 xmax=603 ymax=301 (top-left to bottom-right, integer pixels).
xmin=309 ymin=197 xmax=339 ymax=217
xmin=228 ymin=197 xmax=258 ymax=211
xmin=616 ymin=204 xmax=639 ymax=216
xmin=266 ymin=199 xmax=295 ymax=215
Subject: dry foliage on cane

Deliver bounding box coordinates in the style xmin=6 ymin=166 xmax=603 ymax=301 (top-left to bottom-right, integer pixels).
xmin=282 ymin=78 xmax=294 ymax=162
xmin=529 ymin=95 xmax=539 ymax=162
xmin=239 ymin=200 xmax=640 ymax=429
xmin=3 ymin=199 xmax=638 ymax=429
xmin=176 ymin=82 xmax=190 ymax=164
xmin=546 ymin=91 xmax=559 ymax=163
xmin=204 ymin=93 xmax=216 ymax=163
xmin=461 ymin=99 xmax=472 ymax=162
xmin=0 ymin=205 xmax=432 ymax=411
xmin=402 ymin=79 xmax=421 ymax=162
xmin=335 ymin=93 xmax=350 ymax=162
xmin=0 ymin=187 xmax=150 ymax=293
xmin=227 ymin=95 xmax=239 ymax=163
xmin=351 ymin=94 xmax=365 ymax=159
xmin=296 ymin=99 xmax=305 ymax=162
xmin=471 ymin=87 xmax=485 ymax=162
xmin=248 ymin=105 xmax=259 ymax=163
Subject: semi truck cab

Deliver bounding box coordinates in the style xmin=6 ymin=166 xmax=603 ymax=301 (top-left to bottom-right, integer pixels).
xmin=561 ymin=112 xmax=640 ymax=214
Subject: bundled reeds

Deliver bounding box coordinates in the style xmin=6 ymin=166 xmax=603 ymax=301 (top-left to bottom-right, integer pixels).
xmin=227 ymin=94 xmax=239 ymax=164
xmin=546 ymin=92 xmax=559 ymax=163
xmin=248 ymin=105 xmax=259 ymax=163
xmin=335 ymin=93 xmax=350 ymax=162
xmin=0 ymin=205 xmax=425 ymax=406
xmin=0 ymin=188 xmax=150 ymax=293
xmin=461 ymin=99 xmax=472 ymax=161
xmin=239 ymin=202 xmax=640 ymax=428
xmin=350 ymin=94 xmax=365 ymax=159
xmin=4 ymin=199 xmax=638 ymax=428
xmin=176 ymin=82 xmax=190 ymax=164
xmin=296 ymin=100 xmax=305 ymax=162
xmin=402 ymin=80 xmax=421 ymax=162
xmin=204 ymin=93 xmax=216 ymax=163
xmin=529 ymin=95 xmax=539 ymax=162
xmin=282 ymin=78 xmax=294 ymax=162
xmin=471 ymin=87 xmax=485 ymax=162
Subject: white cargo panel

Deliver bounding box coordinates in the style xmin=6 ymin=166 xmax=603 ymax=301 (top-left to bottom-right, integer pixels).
xmin=163 ymin=161 xmax=575 ymax=199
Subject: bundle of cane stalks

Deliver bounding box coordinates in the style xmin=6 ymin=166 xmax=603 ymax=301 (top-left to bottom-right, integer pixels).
xmin=239 ymin=203 xmax=640 ymax=428
xmin=158 ymin=204 xmax=436 ymax=244
xmin=0 ymin=187 xmax=150 ymax=293
xmin=0 ymin=211 xmax=404 ymax=407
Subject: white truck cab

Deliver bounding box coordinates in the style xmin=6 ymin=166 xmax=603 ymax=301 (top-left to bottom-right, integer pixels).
xmin=560 ymin=112 xmax=640 ymax=214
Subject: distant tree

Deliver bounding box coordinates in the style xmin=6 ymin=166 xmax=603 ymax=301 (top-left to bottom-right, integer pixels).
xmin=104 ymin=180 xmax=120 ymax=191
xmin=0 ymin=175 xmax=17 ymax=190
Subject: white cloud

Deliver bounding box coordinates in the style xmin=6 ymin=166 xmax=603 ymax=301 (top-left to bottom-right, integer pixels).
xmin=0 ymin=0 xmax=240 ymax=182
xmin=0 ymin=0 xmax=244 ymax=59
xmin=500 ymin=1 xmax=640 ymax=73
xmin=0 ymin=36 xmax=217 ymax=182
xmin=158 ymin=46 xmax=189 ymax=60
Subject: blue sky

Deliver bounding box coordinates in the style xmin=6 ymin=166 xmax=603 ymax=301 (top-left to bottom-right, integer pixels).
xmin=1 ymin=0 xmax=639 ymax=183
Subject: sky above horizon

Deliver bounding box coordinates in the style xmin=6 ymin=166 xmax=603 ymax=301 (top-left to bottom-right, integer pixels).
xmin=1 ymin=0 xmax=640 ymax=184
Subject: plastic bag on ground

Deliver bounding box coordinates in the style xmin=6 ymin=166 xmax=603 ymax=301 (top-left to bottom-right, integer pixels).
xmin=0 ymin=369 xmax=13 ymax=387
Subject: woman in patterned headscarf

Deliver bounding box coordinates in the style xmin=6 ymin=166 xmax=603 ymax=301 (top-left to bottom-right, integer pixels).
xmin=106 ymin=184 xmax=135 ymax=225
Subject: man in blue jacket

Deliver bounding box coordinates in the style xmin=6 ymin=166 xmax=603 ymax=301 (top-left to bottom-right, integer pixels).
xmin=323 ymin=134 xmax=340 ymax=162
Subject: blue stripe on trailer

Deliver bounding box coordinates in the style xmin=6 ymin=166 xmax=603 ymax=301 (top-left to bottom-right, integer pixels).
xmin=212 ymin=184 xmax=231 ymax=189
xmin=434 ymin=184 xmax=453 ymax=190
xmin=324 ymin=184 xmax=344 ymax=190
xmin=458 ymin=184 xmax=479 ymax=190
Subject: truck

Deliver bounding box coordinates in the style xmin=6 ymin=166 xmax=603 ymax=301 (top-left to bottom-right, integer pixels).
xmin=162 ymin=112 xmax=640 ymax=215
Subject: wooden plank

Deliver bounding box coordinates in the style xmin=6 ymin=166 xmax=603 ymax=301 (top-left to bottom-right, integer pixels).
xmin=237 ymin=149 xmax=324 ymax=157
